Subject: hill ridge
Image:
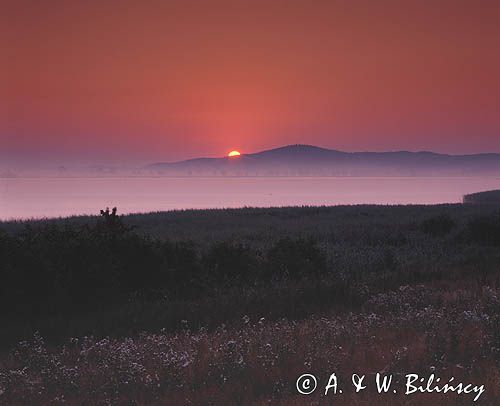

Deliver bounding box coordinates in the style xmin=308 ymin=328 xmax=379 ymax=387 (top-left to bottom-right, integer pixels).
xmin=146 ymin=144 xmax=500 ymax=176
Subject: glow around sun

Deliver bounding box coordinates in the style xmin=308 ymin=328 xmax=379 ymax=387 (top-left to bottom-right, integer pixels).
xmin=228 ymin=150 xmax=241 ymax=157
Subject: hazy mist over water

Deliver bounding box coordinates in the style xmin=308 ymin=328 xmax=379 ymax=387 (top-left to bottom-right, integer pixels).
xmin=2 ymin=177 xmax=500 ymax=220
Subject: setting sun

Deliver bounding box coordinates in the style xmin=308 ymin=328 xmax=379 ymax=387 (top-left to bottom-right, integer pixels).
xmin=228 ymin=150 xmax=241 ymax=157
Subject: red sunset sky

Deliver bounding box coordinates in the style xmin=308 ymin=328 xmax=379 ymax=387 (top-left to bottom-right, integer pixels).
xmin=2 ymin=0 xmax=500 ymax=165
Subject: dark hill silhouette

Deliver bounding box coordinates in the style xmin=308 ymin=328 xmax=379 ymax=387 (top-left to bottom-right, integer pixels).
xmin=146 ymin=144 xmax=500 ymax=176
xmin=464 ymin=190 xmax=500 ymax=204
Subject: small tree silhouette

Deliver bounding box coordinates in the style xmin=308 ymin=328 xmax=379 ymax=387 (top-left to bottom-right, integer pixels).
xmin=99 ymin=206 xmax=126 ymax=231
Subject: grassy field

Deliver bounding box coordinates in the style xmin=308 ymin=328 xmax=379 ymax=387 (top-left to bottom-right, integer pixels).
xmin=1 ymin=204 xmax=500 ymax=404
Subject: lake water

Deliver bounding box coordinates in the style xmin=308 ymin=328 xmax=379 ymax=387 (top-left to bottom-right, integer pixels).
xmin=1 ymin=176 xmax=500 ymax=220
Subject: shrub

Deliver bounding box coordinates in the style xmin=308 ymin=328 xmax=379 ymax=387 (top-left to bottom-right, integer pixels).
xmin=465 ymin=213 xmax=500 ymax=245
xmin=264 ymin=237 xmax=327 ymax=280
xmin=420 ymin=214 xmax=456 ymax=236
xmin=203 ymin=241 xmax=258 ymax=282
xmin=0 ymin=223 xmax=202 ymax=317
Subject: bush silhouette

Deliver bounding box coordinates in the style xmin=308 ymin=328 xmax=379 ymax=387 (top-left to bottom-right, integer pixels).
xmin=203 ymin=241 xmax=258 ymax=282
xmin=420 ymin=214 xmax=456 ymax=237
xmin=465 ymin=213 xmax=500 ymax=245
xmin=0 ymin=223 xmax=201 ymax=317
xmin=99 ymin=206 xmax=129 ymax=233
xmin=265 ymin=237 xmax=326 ymax=279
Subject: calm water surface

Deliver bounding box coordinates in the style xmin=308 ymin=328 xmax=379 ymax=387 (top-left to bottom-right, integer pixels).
xmin=1 ymin=177 xmax=500 ymax=220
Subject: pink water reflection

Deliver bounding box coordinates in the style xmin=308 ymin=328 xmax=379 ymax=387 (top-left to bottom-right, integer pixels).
xmin=2 ymin=177 xmax=500 ymax=220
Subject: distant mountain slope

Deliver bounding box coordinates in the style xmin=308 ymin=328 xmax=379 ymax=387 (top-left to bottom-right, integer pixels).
xmin=464 ymin=190 xmax=500 ymax=204
xmin=146 ymin=144 xmax=500 ymax=176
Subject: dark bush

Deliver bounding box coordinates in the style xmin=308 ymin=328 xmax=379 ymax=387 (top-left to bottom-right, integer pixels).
xmin=203 ymin=241 xmax=258 ymax=282
xmin=0 ymin=223 xmax=201 ymax=317
xmin=160 ymin=241 xmax=201 ymax=289
xmin=420 ymin=214 xmax=456 ymax=237
xmin=465 ymin=214 xmax=500 ymax=245
xmin=264 ymin=237 xmax=327 ymax=279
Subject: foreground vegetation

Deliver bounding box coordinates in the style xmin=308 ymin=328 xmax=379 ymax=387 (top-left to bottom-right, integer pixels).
xmin=1 ymin=204 xmax=500 ymax=404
